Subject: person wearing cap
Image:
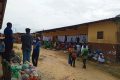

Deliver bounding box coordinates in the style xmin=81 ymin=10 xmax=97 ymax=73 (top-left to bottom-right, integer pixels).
xmin=21 ymin=28 xmax=33 ymax=63
xmin=4 ymin=22 xmax=13 ymax=61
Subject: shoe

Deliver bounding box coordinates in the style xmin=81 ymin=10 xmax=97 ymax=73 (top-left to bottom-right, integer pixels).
xmin=83 ymin=65 xmax=86 ymax=69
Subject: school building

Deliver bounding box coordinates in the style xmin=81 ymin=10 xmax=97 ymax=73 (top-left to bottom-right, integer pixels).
xmin=36 ymin=16 xmax=120 ymax=63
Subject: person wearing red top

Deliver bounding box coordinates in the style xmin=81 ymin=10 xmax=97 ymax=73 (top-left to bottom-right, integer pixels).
xmin=71 ymin=50 xmax=77 ymax=67
xmin=68 ymin=43 xmax=73 ymax=65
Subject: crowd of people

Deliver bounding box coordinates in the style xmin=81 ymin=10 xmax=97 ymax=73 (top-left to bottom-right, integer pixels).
xmin=0 ymin=22 xmax=41 ymax=67
xmin=43 ymin=36 xmax=106 ymax=69
xmin=0 ymin=22 xmax=105 ymax=70
xmin=0 ymin=21 xmax=108 ymax=79
xmin=65 ymin=42 xmax=89 ymax=69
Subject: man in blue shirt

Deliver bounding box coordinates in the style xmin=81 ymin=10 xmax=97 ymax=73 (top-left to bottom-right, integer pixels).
xmin=4 ymin=22 xmax=13 ymax=61
xmin=32 ymin=37 xmax=41 ymax=67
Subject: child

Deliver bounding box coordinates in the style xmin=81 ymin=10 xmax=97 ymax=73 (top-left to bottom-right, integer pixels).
xmin=71 ymin=47 xmax=77 ymax=67
xmin=68 ymin=43 xmax=73 ymax=65
xmin=32 ymin=37 xmax=41 ymax=67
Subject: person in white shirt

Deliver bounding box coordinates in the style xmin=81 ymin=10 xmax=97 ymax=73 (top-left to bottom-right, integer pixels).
xmin=98 ymin=53 xmax=105 ymax=63
xmin=81 ymin=44 xmax=88 ymax=53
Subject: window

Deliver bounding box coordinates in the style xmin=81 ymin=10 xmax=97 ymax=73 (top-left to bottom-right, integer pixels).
xmin=97 ymin=31 xmax=103 ymax=39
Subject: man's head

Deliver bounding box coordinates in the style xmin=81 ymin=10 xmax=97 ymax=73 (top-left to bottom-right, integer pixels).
xmin=25 ymin=28 xmax=31 ymax=33
xmin=36 ymin=37 xmax=40 ymax=42
xmin=7 ymin=22 xmax=12 ymax=28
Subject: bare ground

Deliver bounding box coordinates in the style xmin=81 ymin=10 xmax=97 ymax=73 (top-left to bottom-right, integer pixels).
xmin=36 ymin=48 xmax=119 ymax=80
xmin=13 ymin=44 xmax=119 ymax=80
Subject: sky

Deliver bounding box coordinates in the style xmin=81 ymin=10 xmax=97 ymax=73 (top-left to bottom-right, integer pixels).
xmin=1 ymin=0 xmax=120 ymax=33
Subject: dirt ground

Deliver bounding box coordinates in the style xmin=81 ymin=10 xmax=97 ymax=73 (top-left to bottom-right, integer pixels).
xmin=36 ymin=48 xmax=119 ymax=80
xmin=14 ymin=44 xmax=119 ymax=80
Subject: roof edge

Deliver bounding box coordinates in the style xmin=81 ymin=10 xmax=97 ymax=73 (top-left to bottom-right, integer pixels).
xmin=36 ymin=17 xmax=117 ymax=33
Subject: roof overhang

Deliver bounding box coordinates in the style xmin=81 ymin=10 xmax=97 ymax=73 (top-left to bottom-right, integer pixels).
xmin=0 ymin=0 xmax=7 ymax=29
xmin=36 ymin=17 xmax=118 ymax=34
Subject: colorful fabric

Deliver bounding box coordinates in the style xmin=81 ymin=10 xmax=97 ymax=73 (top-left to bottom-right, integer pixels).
xmin=11 ymin=65 xmax=22 ymax=78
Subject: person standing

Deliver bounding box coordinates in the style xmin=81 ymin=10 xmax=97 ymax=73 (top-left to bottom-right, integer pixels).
xmin=81 ymin=45 xmax=88 ymax=69
xmin=21 ymin=28 xmax=33 ymax=63
xmin=4 ymin=22 xmax=13 ymax=61
xmin=71 ymin=47 xmax=77 ymax=67
xmin=32 ymin=37 xmax=41 ymax=67
xmin=98 ymin=53 xmax=105 ymax=64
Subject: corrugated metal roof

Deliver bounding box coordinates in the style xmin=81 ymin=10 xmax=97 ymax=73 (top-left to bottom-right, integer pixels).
xmin=36 ymin=17 xmax=117 ymax=33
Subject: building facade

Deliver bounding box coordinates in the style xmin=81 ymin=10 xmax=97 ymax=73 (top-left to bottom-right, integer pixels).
xmin=36 ymin=17 xmax=120 ymax=63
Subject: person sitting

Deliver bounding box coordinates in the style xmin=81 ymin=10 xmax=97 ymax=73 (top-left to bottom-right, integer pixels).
xmin=98 ymin=53 xmax=105 ymax=64
xmin=92 ymin=49 xmax=101 ymax=61
xmin=88 ymin=49 xmax=94 ymax=60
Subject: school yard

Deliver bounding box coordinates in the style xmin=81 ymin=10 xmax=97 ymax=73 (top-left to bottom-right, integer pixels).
xmin=14 ymin=44 xmax=120 ymax=80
